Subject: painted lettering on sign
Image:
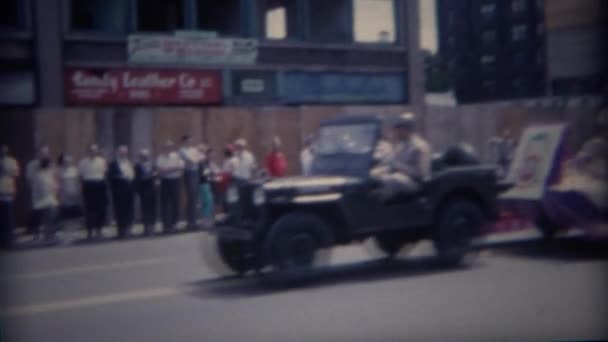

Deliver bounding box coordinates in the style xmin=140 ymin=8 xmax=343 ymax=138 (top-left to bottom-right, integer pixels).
xmin=65 ymin=68 xmax=222 ymax=105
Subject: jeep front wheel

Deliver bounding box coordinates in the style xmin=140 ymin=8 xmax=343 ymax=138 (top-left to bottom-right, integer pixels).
xmin=433 ymin=201 xmax=483 ymax=267
xmin=263 ymin=213 xmax=331 ymax=284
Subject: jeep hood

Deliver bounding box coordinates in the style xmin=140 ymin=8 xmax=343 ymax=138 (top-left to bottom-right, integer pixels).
xmin=263 ymin=176 xmax=362 ymax=192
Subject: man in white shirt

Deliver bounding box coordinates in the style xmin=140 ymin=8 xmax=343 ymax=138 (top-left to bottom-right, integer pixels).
xmin=31 ymin=157 xmax=59 ymax=241
xmin=25 ymin=146 xmax=52 ymax=236
xmin=157 ymin=140 xmax=184 ymax=233
xmin=234 ymin=138 xmax=257 ymax=182
xmin=179 ymin=134 xmax=202 ymax=230
xmin=0 ymin=145 xmax=20 ymax=248
xmin=79 ymin=144 xmax=108 ymax=240
xmin=300 ymin=135 xmax=315 ymax=176
xmin=108 ymin=145 xmax=135 ymax=239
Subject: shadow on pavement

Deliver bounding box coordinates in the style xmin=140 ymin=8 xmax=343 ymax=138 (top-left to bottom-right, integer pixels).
xmin=487 ymin=237 xmax=608 ymax=262
xmin=185 ymin=256 xmax=480 ymax=299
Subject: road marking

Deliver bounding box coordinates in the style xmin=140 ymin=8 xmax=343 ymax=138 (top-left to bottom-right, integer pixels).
xmin=1 ymin=257 xmax=179 ymax=281
xmin=1 ymin=287 xmax=181 ymax=317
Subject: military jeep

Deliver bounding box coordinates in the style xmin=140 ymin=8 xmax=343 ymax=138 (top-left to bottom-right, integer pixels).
xmin=212 ymin=115 xmax=510 ymax=280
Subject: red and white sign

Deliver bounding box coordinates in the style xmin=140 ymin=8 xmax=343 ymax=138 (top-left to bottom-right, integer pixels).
xmin=65 ymin=68 xmax=222 ymax=105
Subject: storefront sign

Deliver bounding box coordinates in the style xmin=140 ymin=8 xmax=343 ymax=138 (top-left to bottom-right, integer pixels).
xmin=128 ymin=34 xmax=258 ymax=65
xmin=229 ymin=70 xmax=277 ymax=103
xmin=0 ymin=71 xmax=35 ymax=105
xmin=65 ymin=68 xmax=222 ymax=105
xmin=281 ymin=72 xmax=406 ymax=104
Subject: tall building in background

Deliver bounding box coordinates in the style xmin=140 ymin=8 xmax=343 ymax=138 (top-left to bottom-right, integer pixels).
xmin=544 ymin=0 xmax=607 ymax=96
xmin=437 ymin=0 xmax=546 ymax=103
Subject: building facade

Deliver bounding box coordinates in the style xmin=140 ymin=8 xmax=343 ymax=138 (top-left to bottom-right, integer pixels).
xmin=437 ymin=0 xmax=546 ymax=103
xmin=544 ymin=0 xmax=607 ymax=96
xmin=0 ymin=0 xmax=423 ymax=221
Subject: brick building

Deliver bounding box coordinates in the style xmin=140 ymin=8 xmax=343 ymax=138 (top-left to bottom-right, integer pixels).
xmin=0 ymin=0 xmax=423 ymax=221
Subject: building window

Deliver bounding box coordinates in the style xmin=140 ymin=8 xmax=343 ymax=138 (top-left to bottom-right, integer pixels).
xmin=448 ymin=58 xmax=457 ymax=71
xmin=0 ymin=0 xmax=25 ymax=29
xmin=511 ymin=0 xmax=526 ymax=13
xmin=536 ymin=23 xmax=544 ymax=35
xmin=308 ymin=0 xmax=351 ymax=43
xmin=482 ymin=30 xmax=496 ymax=45
xmin=71 ymin=0 xmax=129 ymax=33
xmin=512 ymin=77 xmax=523 ymax=89
xmin=481 ymin=54 xmax=496 ymax=65
xmin=512 ymin=51 xmax=525 ymax=67
xmin=447 ymin=10 xmax=456 ymax=27
xmin=511 ymin=25 xmax=527 ymax=41
xmin=354 ymin=0 xmax=395 ymax=43
xmin=480 ymin=2 xmax=496 ymax=19
xmin=536 ymin=0 xmax=543 ymax=11
xmin=536 ymin=49 xmax=543 ymax=64
xmin=137 ymin=0 xmax=184 ymax=32
xmin=483 ymin=79 xmax=497 ymax=95
xmin=197 ymin=0 xmax=241 ymax=36
xmin=265 ymin=5 xmax=286 ymax=39
xmin=263 ymin=0 xmax=298 ymax=39
xmin=447 ymin=36 xmax=456 ymax=48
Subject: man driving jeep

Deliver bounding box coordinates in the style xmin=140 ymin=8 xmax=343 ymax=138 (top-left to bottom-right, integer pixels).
xmin=371 ymin=112 xmax=432 ymax=200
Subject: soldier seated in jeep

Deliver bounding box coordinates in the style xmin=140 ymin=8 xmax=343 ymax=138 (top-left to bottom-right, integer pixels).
xmin=371 ymin=112 xmax=432 ymax=201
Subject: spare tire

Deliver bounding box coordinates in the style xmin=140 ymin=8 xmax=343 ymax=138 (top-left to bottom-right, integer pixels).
xmin=442 ymin=143 xmax=480 ymax=167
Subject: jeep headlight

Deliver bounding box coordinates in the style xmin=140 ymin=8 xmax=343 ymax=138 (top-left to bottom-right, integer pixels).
xmin=226 ymin=186 xmax=239 ymax=204
xmin=252 ymin=187 xmax=266 ymax=206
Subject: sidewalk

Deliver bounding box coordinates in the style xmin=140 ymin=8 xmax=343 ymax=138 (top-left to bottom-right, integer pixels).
xmin=10 ymin=220 xmax=211 ymax=248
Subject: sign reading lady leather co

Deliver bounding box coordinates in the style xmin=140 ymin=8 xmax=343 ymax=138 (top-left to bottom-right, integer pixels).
xmin=128 ymin=34 xmax=258 ymax=65
xmin=65 ymin=68 xmax=222 ymax=105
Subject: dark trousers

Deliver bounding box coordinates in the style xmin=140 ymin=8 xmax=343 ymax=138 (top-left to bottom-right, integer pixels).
xmin=184 ymin=169 xmax=199 ymax=228
xmin=138 ymin=181 xmax=157 ymax=234
xmin=111 ymin=180 xmax=134 ymax=238
xmin=39 ymin=207 xmax=58 ymax=240
xmin=82 ymin=180 xmax=108 ymax=236
xmin=160 ymin=178 xmax=180 ymax=232
xmin=0 ymin=200 xmax=14 ymax=249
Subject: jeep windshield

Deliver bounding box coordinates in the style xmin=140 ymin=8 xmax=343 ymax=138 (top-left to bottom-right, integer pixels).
xmin=316 ymin=123 xmax=377 ymax=156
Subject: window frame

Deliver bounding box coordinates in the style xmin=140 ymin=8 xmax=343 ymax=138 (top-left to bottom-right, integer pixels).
xmin=194 ymin=0 xmax=250 ymax=38
xmin=134 ymin=0 xmax=188 ymax=34
xmin=511 ymin=24 xmax=527 ymax=42
xmin=303 ymin=0 xmax=354 ymax=44
xmin=480 ymin=2 xmax=496 ymax=20
xmin=0 ymin=0 xmax=31 ymax=34
xmin=259 ymin=0 xmax=304 ymax=42
xmin=482 ymin=30 xmax=496 ymax=45
xmin=64 ymin=0 xmax=135 ymax=37
xmin=511 ymin=0 xmax=527 ymax=14
xmin=352 ymin=0 xmax=398 ymax=45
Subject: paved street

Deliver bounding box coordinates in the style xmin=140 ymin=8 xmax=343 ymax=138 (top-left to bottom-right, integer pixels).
xmin=1 ymin=231 xmax=607 ymax=342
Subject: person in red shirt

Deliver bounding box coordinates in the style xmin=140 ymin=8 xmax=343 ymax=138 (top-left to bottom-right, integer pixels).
xmin=265 ymin=136 xmax=288 ymax=178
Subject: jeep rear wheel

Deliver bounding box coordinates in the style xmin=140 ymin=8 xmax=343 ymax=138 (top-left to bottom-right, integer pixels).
xmin=433 ymin=201 xmax=483 ymax=267
xmin=263 ymin=213 xmax=332 ymax=285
